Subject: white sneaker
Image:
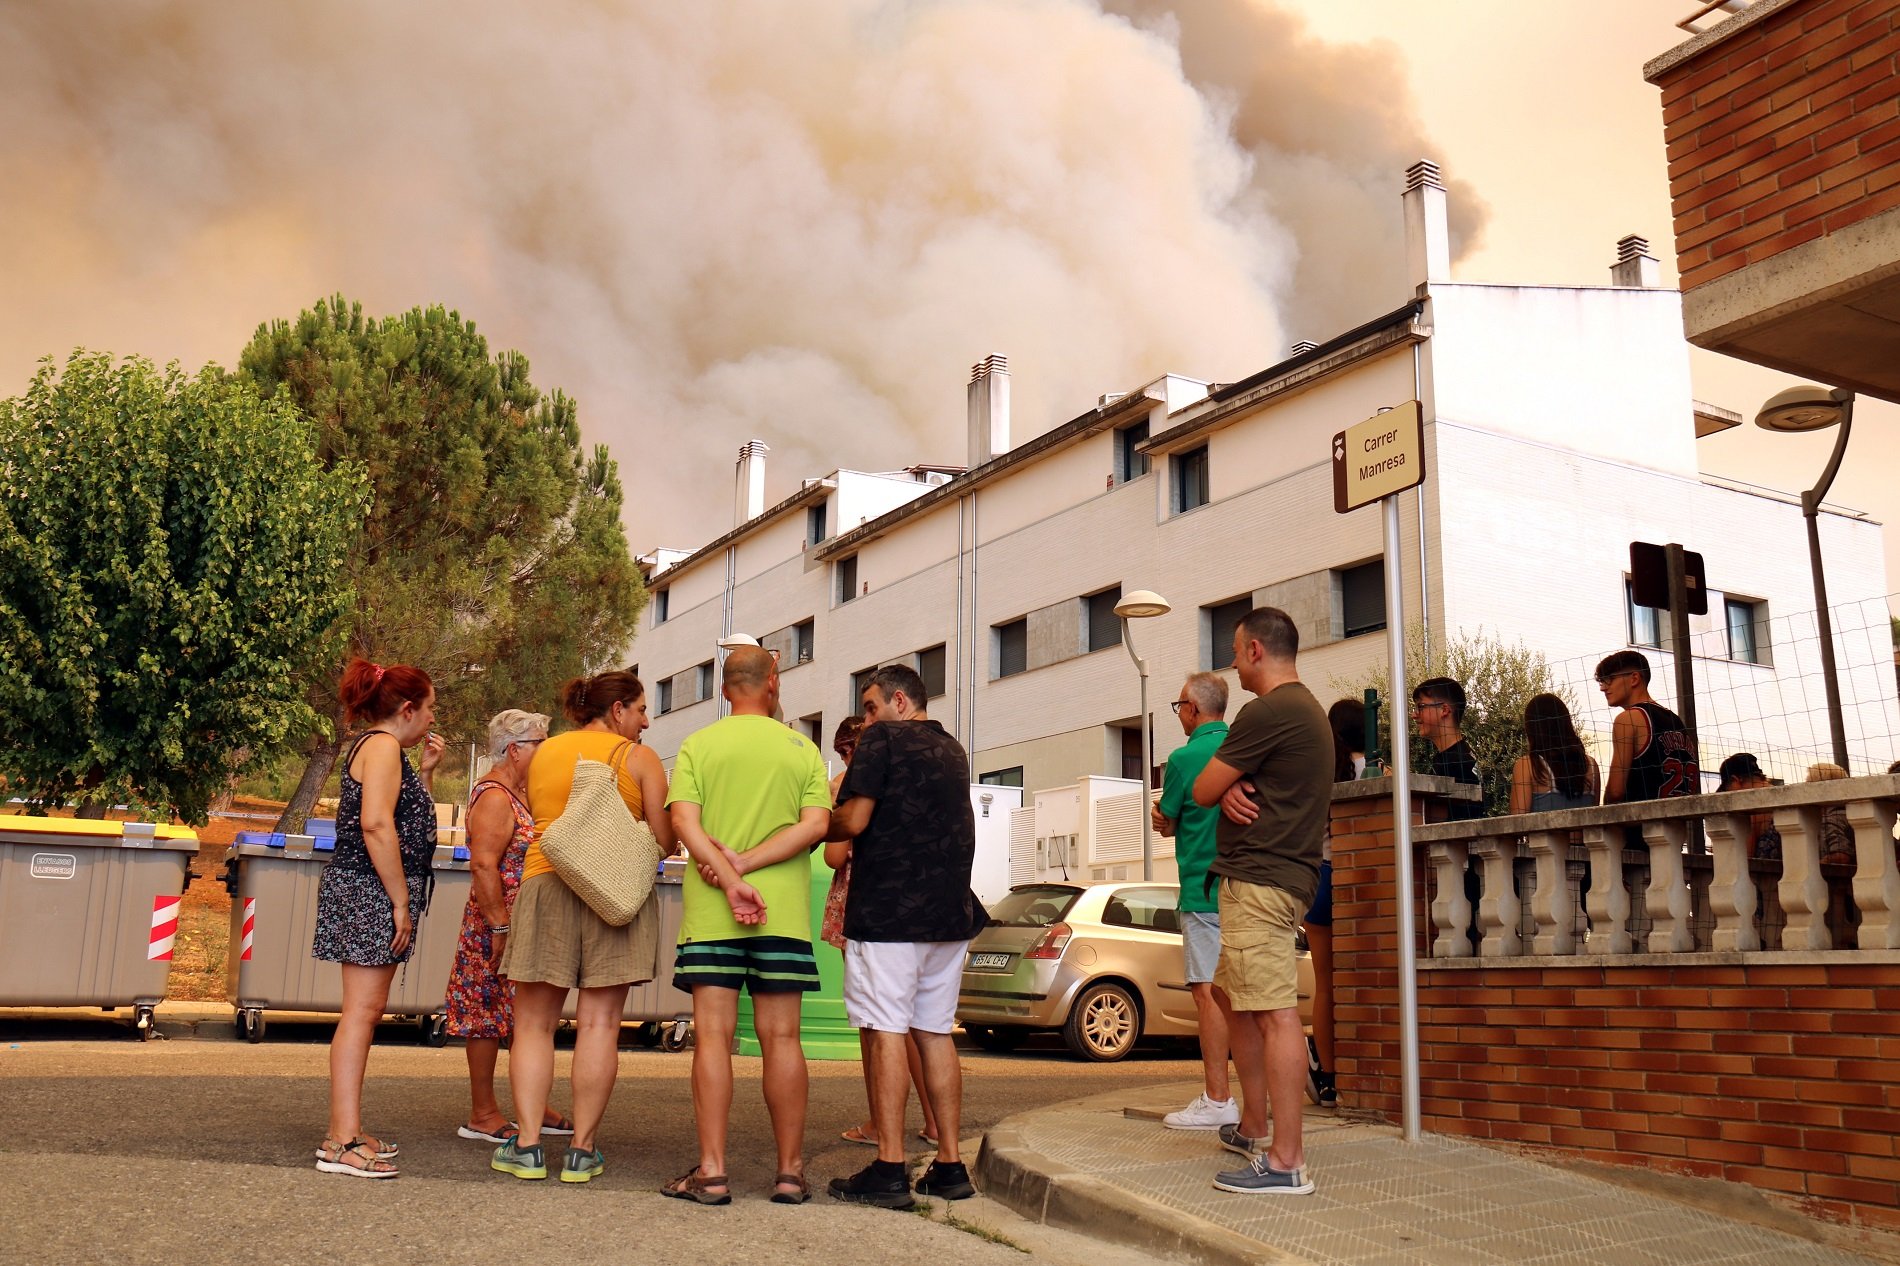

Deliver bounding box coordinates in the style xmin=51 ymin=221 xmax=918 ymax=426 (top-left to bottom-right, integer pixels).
xmin=1163 ymin=1093 xmax=1241 ymax=1131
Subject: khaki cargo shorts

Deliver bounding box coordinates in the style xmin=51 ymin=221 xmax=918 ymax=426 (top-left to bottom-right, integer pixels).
xmin=1214 ymin=877 xmax=1302 ymax=1012
xmin=500 ymin=872 xmax=659 ymax=990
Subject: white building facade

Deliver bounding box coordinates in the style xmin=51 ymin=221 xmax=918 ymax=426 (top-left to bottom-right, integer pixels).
xmin=631 ymin=163 xmax=1896 ymax=802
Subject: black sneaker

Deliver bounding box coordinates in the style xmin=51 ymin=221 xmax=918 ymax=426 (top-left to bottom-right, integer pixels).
xmin=827 ymin=1159 xmax=916 ymax=1209
xmin=914 ymin=1159 xmax=975 ymax=1200
xmin=1306 ymin=1036 xmax=1339 ymax=1109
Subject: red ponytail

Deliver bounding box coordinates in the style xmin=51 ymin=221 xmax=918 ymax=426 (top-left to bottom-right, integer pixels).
xmin=339 ymin=658 xmax=433 ymax=726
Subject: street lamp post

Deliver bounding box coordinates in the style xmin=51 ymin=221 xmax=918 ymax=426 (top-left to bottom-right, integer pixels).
xmin=1755 ymin=385 xmax=1855 ymax=771
xmin=1114 ymin=589 xmax=1172 ymax=880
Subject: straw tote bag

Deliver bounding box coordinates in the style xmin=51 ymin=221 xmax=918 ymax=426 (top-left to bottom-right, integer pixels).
xmin=539 ymin=741 xmax=660 ymax=926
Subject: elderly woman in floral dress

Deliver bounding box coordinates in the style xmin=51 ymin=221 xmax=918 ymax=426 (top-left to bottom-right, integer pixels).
xmin=447 ymin=709 xmax=575 ymax=1143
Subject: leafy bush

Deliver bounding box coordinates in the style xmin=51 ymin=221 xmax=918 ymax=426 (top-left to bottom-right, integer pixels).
xmin=1335 ymin=626 xmax=1580 ymax=817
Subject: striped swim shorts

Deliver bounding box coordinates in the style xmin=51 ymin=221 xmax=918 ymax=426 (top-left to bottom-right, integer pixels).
xmin=672 ymin=935 xmax=821 ymax=994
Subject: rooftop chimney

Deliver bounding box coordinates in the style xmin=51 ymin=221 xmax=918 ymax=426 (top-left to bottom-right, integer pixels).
xmin=967 ymin=355 xmax=1010 ymax=467
xmin=1290 ymin=340 xmax=1319 ymax=356
xmin=734 ymin=439 xmax=768 ymax=528
xmin=1609 ymin=234 xmax=1662 ymax=288
xmin=1401 ymin=160 xmax=1451 ymax=292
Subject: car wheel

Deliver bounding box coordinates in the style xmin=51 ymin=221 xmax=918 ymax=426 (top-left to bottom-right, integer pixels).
xmin=965 ymin=1024 xmax=1028 ymax=1053
xmin=1063 ymin=981 xmax=1140 ymax=1062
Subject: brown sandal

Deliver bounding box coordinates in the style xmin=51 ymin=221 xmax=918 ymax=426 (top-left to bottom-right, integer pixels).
xmin=771 ymin=1172 xmax=811 ymax=1204
xmin=661 ymin=1167 xmax=732 ymax=1205
xmin=315 ymin=1137 xmax=398 ymax=1179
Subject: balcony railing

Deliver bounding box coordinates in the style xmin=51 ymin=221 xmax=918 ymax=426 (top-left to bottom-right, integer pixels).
xmin=1409 ymin=776 xmax=1900 ymax=959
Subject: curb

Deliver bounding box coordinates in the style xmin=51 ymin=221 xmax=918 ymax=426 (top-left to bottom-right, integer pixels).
xmin=975 ymin=1090 xmax=1306 ymax=1266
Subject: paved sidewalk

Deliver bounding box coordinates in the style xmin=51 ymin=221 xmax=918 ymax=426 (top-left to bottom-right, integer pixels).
xmin=977 ymin=1082 xmax=1887 ymax=1266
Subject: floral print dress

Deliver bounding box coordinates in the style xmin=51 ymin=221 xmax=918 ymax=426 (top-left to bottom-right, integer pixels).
xmin=443 ymin=780 xmax=532 ymax=1038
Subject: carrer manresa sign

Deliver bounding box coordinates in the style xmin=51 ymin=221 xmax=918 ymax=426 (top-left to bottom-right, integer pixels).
xmin=1332 ymin=400 xmax=1425 ymax=514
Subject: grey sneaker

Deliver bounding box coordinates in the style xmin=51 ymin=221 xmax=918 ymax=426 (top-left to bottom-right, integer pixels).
xmin=1213 ymin=1153 xmax=1314 ymax=1195
xmin=491 ymin=1138 xmax=546 ymax=1180
xmin=1217 ymin=1122 xmax=1267 ymax=1159
xmin=560 ymin=1147 xmax=605 ymax=1184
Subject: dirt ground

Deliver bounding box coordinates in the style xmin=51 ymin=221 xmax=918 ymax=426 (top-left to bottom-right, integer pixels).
xmin=164 ymin=795 xmax=286 ymax=1001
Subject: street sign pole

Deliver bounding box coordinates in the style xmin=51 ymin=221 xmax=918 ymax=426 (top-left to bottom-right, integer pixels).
xmin=1334 ymin=400 xmax=1426 ymax=1145
xmin=1663 ymin=544 xmax=1699 ymax=754
xmin=1384 ymin=490 xmax=1422 ymax=1144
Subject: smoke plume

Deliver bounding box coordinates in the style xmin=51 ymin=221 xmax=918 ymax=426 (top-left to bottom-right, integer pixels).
xmin=0 ymin=0 xmax=1481 ymax=552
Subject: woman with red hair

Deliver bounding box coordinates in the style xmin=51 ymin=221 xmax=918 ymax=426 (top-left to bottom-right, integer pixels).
xmin=312 ymin=658 xmax=445 ymax=1178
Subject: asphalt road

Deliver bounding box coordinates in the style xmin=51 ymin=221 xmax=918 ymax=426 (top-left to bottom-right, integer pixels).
xmin=0 ymin=1020 xmax=1203 ymax=1266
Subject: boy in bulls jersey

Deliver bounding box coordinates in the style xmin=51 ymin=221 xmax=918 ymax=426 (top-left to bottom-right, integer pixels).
xmin=1597 ymin=651 xmax=1699 ymax=819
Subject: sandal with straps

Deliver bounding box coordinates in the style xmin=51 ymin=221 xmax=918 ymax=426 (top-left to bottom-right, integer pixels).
xmin=313 ymin=1134 xmax=397 ymax=1161
xmin=770 ymin=1171 xmax=811 ymax=1205
xmin=660 ymin=1167 xmax=731 ymax=1206
xmin=315 ymin=1138 xmax=398 ymax=1179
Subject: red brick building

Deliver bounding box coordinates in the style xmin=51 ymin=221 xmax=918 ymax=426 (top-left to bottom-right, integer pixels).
xmin=1645 ymin=0 xmax=1900 ymax=401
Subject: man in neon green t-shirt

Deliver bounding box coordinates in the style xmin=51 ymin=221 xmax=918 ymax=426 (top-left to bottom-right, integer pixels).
xmin=663 ymin=646 xmax=831 ymax=1205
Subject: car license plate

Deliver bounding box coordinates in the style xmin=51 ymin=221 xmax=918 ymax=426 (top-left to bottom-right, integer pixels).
xmin=969 ymin=951 xmax=1012 ymax=970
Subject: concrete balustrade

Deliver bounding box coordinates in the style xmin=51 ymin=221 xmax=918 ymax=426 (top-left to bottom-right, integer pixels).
xmin=1410 ymin=775 xmax=1900 ymax=958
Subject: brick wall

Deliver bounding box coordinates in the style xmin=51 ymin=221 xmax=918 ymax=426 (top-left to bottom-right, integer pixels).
xmin=1331 ymin=786 xmax=1900 ymax=1242
xmin=1654 ymin=0 xmax=1900 ymax=290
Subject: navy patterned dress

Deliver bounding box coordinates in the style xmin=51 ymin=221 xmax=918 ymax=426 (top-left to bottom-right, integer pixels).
xmin=312 ymin=732 xmax=439 ymax=966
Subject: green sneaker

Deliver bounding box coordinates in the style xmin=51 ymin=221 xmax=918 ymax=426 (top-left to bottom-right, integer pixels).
xmin=560 ymin=1147 xmax=605 ymax=1184
xmin=491 ymin=1138 xmax=547 ymax=1180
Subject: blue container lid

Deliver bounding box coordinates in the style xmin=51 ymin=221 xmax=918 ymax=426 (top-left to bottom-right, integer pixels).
xmin=305 ymin=818 xmax=338 ymax=836
xmin=266 ymin=833 xmax=288 ymax=848
xmin=313 ymin=836 xmax=336 ymax=852
xmin=453 ymin=846 xmax=470 ymax=861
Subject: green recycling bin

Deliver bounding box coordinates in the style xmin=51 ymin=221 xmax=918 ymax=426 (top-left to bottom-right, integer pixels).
xmin=736 ymin=853 xmax=857 ymax=1060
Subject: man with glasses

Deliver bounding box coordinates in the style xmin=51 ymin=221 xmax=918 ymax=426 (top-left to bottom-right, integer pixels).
xmin=1597 ymin=650 xmax=1699 ymax=824
xmin=1153 ymin=672 xmax=1235 ymax=1131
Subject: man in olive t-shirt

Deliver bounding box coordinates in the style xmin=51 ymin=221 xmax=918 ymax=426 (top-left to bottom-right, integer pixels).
xmin=1191 ymin=607 xmax=1332 ymax=1198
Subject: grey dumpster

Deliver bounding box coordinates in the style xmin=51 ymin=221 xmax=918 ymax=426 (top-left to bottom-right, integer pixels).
xmin=223 ymin=833 xmax=470 ymax=1044
xmin=556 ymin=857 xmax=694 ymax=1049
xmin=0 ymin=815 xmax=199 ymax=1039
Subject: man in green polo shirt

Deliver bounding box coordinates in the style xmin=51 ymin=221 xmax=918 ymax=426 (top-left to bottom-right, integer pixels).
xmin=664 ymin=646 xmax=832 ymax=1206
xmin=1152 ymin=671 xmax=1235 ymax=1131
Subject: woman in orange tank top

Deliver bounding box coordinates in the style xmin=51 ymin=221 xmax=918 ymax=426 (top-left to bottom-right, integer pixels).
xmin=492 ymin=670 xmax=677 ymax=1184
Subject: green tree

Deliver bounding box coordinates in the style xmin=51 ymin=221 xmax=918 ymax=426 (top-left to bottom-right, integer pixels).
xmin=238 ymin=298 xmax=645 ymax=829
xmin=0 ymin=352 xmax=366 ymax=823
xmin=1337 ymin=626 xmax=1576 ymax=817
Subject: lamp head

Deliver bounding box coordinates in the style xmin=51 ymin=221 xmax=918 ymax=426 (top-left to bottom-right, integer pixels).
xmin=1114 ymin=589 xmax=1172 ymax=619
xmin=1755 ymin=385 xmax=1847 ymax=433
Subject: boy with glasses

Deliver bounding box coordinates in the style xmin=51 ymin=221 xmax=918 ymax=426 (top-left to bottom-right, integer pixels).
xmin=1411 ymin=677 xmax=1481 ymax=821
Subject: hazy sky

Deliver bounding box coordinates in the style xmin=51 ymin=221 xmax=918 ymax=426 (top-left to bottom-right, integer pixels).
xmin=1299 ymin=0 xmax=1900 ymax=605
xmin=2 ymin=0 xmax=1894 ymax=602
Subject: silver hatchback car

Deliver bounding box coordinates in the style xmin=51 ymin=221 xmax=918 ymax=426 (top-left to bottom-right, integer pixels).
xmin=958 ymin=881 xmax=1314 ymax=1062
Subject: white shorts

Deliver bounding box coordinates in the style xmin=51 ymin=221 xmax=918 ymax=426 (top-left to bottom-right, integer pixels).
xmin=843 ymin=939 xmax=970 ymax=1034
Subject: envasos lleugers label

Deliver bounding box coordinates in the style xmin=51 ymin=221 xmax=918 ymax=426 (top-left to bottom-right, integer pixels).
xmin=29 ymin=853 xmax=77 ymax=880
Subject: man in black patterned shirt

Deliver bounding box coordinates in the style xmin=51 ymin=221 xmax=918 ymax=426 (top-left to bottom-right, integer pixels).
xmin=825 ymin=663 xmax=985 ymax=1209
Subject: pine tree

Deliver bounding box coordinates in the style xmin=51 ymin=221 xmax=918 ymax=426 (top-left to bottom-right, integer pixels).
xmin=237 ymin=298 xmax=644 ymax=829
